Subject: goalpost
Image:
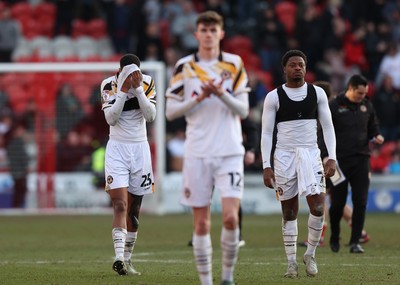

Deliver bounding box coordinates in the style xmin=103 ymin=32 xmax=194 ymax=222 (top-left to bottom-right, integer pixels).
xmin=0 ymin=62 xmax=166 ymax=213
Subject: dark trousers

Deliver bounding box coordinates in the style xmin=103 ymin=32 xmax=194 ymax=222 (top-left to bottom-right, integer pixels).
xmin=12 ymin=177 xmax=28 ymax=208
xmin=329 ymin=156 xmax=370 ymax=244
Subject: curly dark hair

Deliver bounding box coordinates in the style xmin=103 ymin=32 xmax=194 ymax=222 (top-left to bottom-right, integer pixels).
xmin=281 ymin=50 xmax=307 ymax=67
xmin=120 ymin=53 xmax=141 ymax=68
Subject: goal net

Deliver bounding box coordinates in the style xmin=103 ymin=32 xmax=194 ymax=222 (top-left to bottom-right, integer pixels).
xmin=0 ymin=62 xmax=166 ymax=213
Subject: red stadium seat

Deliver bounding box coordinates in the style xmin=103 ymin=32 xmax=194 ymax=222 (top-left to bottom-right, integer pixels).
xmin=275 ymin=1 xmax=297 ymax=36
xmin=256 ymin=70 xmax=274 ymax=90
xmin=87 ymin=18 xmax=107 ymax=39
xmin=37 ymin=14 xmax=55 ymax=37
xmin=243 ymin=53 xmax=262 ymax=71
xmin=33 ymin=2 xmax=56 ymax=19
xmin=5 ymin=85 xmax=31 ymax=114
xmin=71 ymin=19 xmax=88 ymax=38
xmin=20 ymin=18 xmax=42 ymax=39
xmin=223 ymin=35 xmax=253 ymax=53
xmin=10 ymin=2 xmax=33 ymax=19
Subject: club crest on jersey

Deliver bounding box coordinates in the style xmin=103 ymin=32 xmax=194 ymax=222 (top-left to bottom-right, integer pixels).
xmin=221 ymin=70 xmax=230 ymax=80
xmin=360 ymin=105 xmax=367 ymax=112
xmin=107 ymin=175 xmax=113 ymax=184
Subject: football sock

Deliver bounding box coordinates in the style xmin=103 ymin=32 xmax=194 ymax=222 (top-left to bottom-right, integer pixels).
xmin=193 ymin=233 xmax=213 ymax=285
xmin=124 ymin=231 xmax=137 ymax=261
xmin=305 ymin=214 xmax=324 ymax=256
xmin=282 ymin=219 xmax=298 ymax=263
xmin=221 ymin=227 xmax=239 ymax=282
xmin=112 ymin=227 xmax=127 ymax=260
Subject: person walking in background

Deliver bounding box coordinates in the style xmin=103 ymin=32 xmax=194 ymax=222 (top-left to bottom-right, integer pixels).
xmin=238 ymin=115 xmax=258 ymax=247
xmin=55 ymin=83 xmax=84 ymax=140
xmin=261 ymin=50 xmax=337 ymax=278
xmin=101 ymin=53 xmax=156 ymax=275
xmin=298 ymin=81 xmax=370 ymax=247
xmin=5 ymin=119 xmax=29 ymax=208
xmin=328 ymin=74 xmax=384 ymax=254
xmin=0 ymin=6 xmax=21 ymax=62
xmin=371 ymin=74 xmax=400 ymax=142
xmin=165 ymin=11 xmax=250 ymax=285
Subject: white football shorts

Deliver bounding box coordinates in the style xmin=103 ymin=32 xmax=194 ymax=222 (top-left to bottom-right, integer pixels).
xmin=274 ymin=148 xmax=325 ymax=201
xmin=105 ymin=139 xmax=154 ymax=195
xmin=181 ymin=155 xmax=244 ymax=207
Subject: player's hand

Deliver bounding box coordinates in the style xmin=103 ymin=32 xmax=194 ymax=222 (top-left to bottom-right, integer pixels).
xmin=199 ymin=79 xmax=224 ymax=100
xmin=244 ymin=150 xmax=255 ymax=166
xmin=263 ymin=167 xmax=275 ymax=189
xmin=374 ymin=134 xmax=384 ymax=144
xmin=121 ymin=73 xmax=133 ymax=93
xmin=324 ymin=159 xmax=336 ymax=178
xmin=121 ymin=71 xmax=142 ymax=93
xmin=131 ymin=70 xmax=143 ymax=88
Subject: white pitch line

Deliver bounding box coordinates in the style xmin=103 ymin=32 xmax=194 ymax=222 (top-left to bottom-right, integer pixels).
xmin=1 ymin=258 xmax=399 ymax=268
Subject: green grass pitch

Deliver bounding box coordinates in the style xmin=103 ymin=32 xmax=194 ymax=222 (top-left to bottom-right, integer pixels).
xmin=0 ymin=213 xmax=399 ymax=285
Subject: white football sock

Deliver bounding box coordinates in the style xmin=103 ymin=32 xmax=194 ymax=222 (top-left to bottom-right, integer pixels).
xmin=282 ymin=219 xmax=297 ymax=263
xmin=193 ymin=233 xmax=213 ymax=285
xmin=124 ymin=231 xmax=137 ymax=261
xmin=305 ymin=214 xmax=324 ymax=256
xmin=112 ymin=227 xmax=127 ymax=260
xmin=221 ymin=227 xmax=239 ymax=282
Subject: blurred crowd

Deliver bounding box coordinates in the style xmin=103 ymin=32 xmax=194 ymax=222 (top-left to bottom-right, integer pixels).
xmin=0 ymin=0 xmax=399 ymax=178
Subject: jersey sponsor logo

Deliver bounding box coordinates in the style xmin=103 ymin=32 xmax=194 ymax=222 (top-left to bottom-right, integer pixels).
xmin=107 ymin=175 xmax=113 ymax=184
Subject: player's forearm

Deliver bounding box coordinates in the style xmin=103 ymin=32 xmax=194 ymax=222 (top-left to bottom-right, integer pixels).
xmin=219 ymin=92 xmax=249 ymax=119
xmin=165 ymin=97 xmax=198 ymax=121
xmin=103 ymin=92 xmax=128 ymax=126
xmin=260 ymin=131 xmax=273 ymax=168
xmin=135 ymin=87 xmax=156 ymax=122
xmin=319 ymin=109 xmax=337 ymax=161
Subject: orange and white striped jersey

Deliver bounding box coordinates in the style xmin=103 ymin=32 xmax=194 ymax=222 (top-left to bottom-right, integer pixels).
xmin=100 ymin=73 xmax=156 ymax=142
xmin=166 ymin=52 xmax=250 ymax=158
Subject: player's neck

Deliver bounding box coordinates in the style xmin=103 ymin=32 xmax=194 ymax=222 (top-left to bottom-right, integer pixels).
xmin=197 ymin=46 xmax=220 ymax=61
xmin=285 ymin=79 xmax=305 ymax=88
